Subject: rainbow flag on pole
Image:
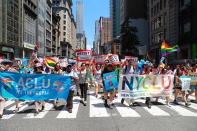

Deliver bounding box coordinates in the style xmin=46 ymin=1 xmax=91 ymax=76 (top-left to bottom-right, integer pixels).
xmin=146 ymin=53 xmax=152 ymax=61
xmin=34 ymin=42 xmax=40 ymax=52
xmin=45 ymin=57 xmax=57 ymax=66
xmin=161 ymin=41 xmax=180 ymax=56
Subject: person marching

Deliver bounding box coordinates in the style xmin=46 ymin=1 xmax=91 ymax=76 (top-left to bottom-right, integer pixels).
xmin=101 ymin=64 xmax=115 ymax=109
xmin=120 ymin=59 xmax=135 ymax=106
xmin=63 ymin=64 xmax=79 ymax=113
xmin=78 ymin=63 xmax=89 ymax=106
xmin=93 ymin=64 xmax=103 ymax=98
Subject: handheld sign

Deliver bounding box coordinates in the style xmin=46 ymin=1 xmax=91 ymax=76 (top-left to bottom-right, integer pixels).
xmin=180 ymin=76 xmax=191 ymax=90
xmin=60 ymin=58 xmax=68 ymax=67
xmin=108 ymin=54 xmax=120 ymax=65
xmin=93 ymin=54 xmax=106 ymax=64
xmin=125 ymin=56 xmax=138 ymax=65
xmin=103 ymin=72 xmax=118 ymax=90
xmin=76 ymin=50 xmax=92 ymax=62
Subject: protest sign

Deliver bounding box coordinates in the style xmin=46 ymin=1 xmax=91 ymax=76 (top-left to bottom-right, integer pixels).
xmin=118 ymin=74 xmax=174 ymax=99
xmin=60 ymin=58 xmax=68 ymax=67
xmin=93 ymin=54 xmax=106 ymax=64
xmin=103 ymin=72 xmax=118 ymax=90
xmin=0 ymin=71 xmax=71 ymax=100
xmin=180 ymin=76 xmax=191 ymax=90
xmin=189 ymin=72 xmax=197 ymax=85
xmin=76 ymin=50 xmax=92 ymax=62
xmin=108 ymin=54 xmax=120 ymax=65
xmin=125 ymin=56 xmax=138 ymax=65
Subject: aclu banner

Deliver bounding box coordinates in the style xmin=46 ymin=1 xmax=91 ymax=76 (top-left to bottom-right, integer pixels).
xmin=118 ymin=74 xmax=174 ymax=99
xmin=103 ymin=72 xmax=118 ymax=90
xmin=0 ymin=71 xmax=71 ymax=100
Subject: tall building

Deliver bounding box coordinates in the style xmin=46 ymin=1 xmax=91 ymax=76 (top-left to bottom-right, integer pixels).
xmin=178 ymin=0 xmax=197 ymax=60
xmin=76 ymin=1 xmax=84 ymax=34
xmin=110 ymin=0 xmax=120 ymax=40
xmin=0 ymin=0 xmax=23 ymax=58
xmin=99 ymin=17 xmax=111 ymax=54
xmin=120 ymin=0 xmax=148 ymax=58
xmin=94 ymin=20 xmax=100 ymax=54
xmin=36 ymin=0 xmax=46 ymax=57
xmin=52 ymin=0 xmax=76 ymax=58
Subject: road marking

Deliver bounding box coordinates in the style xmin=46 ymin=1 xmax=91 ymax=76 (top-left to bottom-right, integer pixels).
xmin=2 ymin=102 xmax=32 ymax=119
xmin=4 ymin=100 xmax=15 ymax=108
xmin=113 ymin=99 xmax=140 ymax=117
xmin=137 ymin=99 xmax=170 ymax=116
xmin=57 ymin=96 xmax=80 ymax=119
xmin=89 ymin=91 xmax=110 ymax=117
xmin=24 ymin=103 xmax=53 ymax=119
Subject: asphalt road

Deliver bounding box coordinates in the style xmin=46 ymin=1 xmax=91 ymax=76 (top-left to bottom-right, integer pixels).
xmin=0 ymin=90 xmax=197 ymax=131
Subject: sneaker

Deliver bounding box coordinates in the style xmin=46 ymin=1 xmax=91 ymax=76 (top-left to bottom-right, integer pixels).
xmin=166 ymin=103 xmax=171 ymax=107
xmin=77 ymin=92 xmax=79 ymax=96
xmin=15 ymin=107 xmax=19 ymax=113
xmin=35 ymin=110 xmax=39 ymax=115
xmin=121 ymin=99 xmax=124 ymax=104
xmin=83 ymin=101 xmax=87 ymax=106
xmin=68 ymin=109 xmax=72 ymax=113
xmin=0 ymin=114 xmax=2 ymax=119
xmin=173 ymin=100 xmax=179 ymax=105
xmin=185 ymin=103 xmax=191 ymax=107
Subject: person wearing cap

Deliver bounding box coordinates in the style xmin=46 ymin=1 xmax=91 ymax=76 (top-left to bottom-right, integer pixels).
xmin=63 ymin=64 xmax=79 ymax=113
xmin=101 ymin=64 xmax=115 ymax=109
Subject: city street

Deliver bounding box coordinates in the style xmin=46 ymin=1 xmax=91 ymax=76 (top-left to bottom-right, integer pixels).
xmin=1 ymin=90 xmax=197 ymax=131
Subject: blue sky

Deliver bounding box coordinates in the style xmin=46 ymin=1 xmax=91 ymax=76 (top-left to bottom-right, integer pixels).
xmin=72 ymin=0 xmax=110 ymax=49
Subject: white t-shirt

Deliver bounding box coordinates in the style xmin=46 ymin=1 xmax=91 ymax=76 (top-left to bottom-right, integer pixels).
xmin=63 ymin=71 xmax=79 ymax=90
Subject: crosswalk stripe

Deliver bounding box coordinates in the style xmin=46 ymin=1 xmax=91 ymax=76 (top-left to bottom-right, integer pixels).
xmin=89 ymin=91 xmax=110 ymax=117
xmin=113 ymin=99 xmax=140 ymax=117
xmin=2 ymin=102 xmax=32 ymax=119
xmin=24 ymin=103 xmax=53 ymax=119
xmin=4 ymin=100 xmax=15 ymax=108
xmin=158 ymin=99 xmax=197 ymax=117
xmin=137 ymin=99 xmax=170 ymax=116
xmin=56 ymin=96 xmax=80 ymax=119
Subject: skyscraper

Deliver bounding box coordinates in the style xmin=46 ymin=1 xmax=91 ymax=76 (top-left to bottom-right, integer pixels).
xmin=76 ymin=1 xmax=84 ymax=34
xmin=110 ymin=0 xmax=120 ymax=40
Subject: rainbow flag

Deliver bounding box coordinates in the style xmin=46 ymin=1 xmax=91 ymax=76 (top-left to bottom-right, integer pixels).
xmin=161 ymin=41 xmax=180 ymax=56
xmin=34 ymin=42 xmax=40 ymax=52
xmin=146 ymin=53 xmax=152 ymax=61
xmin=45 ymin=57 xmax=56 ymax=66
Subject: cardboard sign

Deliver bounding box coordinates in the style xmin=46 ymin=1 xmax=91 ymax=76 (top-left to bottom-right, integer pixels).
xmin=125 ymin=56 xmax=138 ymax=65
xmin=189 ymin=72 xmax=197 ymax=85
xmin=93 ymin=54 xmax=106 ymax=64
xmin=108 ymin=54 xmax=120 ymax=65
xmin=180 ymin=76 xmax=191 ymax=90
xmin=76 ymin=50 xmax=92 ymax=62
xmin=60 ymin=58 xmax=68 ymax=67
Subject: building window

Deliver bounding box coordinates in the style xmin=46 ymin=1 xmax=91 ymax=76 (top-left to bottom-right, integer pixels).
xmin=160 ymin=0 xmax=163 ymax=10
xmin=64 ymin=15 xmax=66 ymax=19
xmin=116 ymin=46 xmax=119 ymax=50
xmin=64 ymin=20 xmax=66 ymax=24
xmin=64 ymin=32 xmax=66 ymax=36
xmin=64 ymin=38 xmax=66 ymax=42
xmin=63 ymin=26 xmax=66 ymax=30
xmin=184 ymin=22 xmax=191 ymax=33
xmin=164 ymin=0 xmax=166 ymax=8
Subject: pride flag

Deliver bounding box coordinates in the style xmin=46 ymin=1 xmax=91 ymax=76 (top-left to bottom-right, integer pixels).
xmin=45 ymin=57 xmax=57 ymax=66
xmin=161 ymin=41 xmax=180 ymax=56
xmin=146 ymin=53 xmax=152 ymax=61
xmin=34 ymin=42 xmax=40 ymax=52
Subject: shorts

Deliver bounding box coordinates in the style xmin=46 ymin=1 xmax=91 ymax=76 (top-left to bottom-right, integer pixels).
xmin=175 ymin=86 xmax=182 ymax=90
xmin=95 ymin=79 xmax=102 ymax=85
xmin=103 ymin=86 xmax=114 ymax=94
xmin=190 ymin=85 xmax=197 ymax=91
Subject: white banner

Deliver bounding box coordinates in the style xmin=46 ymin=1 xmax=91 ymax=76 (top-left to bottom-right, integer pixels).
xmin=118 ymin=74 xmax=174 ymax=99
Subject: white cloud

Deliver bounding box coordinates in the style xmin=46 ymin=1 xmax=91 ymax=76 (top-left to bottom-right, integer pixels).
xmin=87 ymin=44 xmax=92 ymax=50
